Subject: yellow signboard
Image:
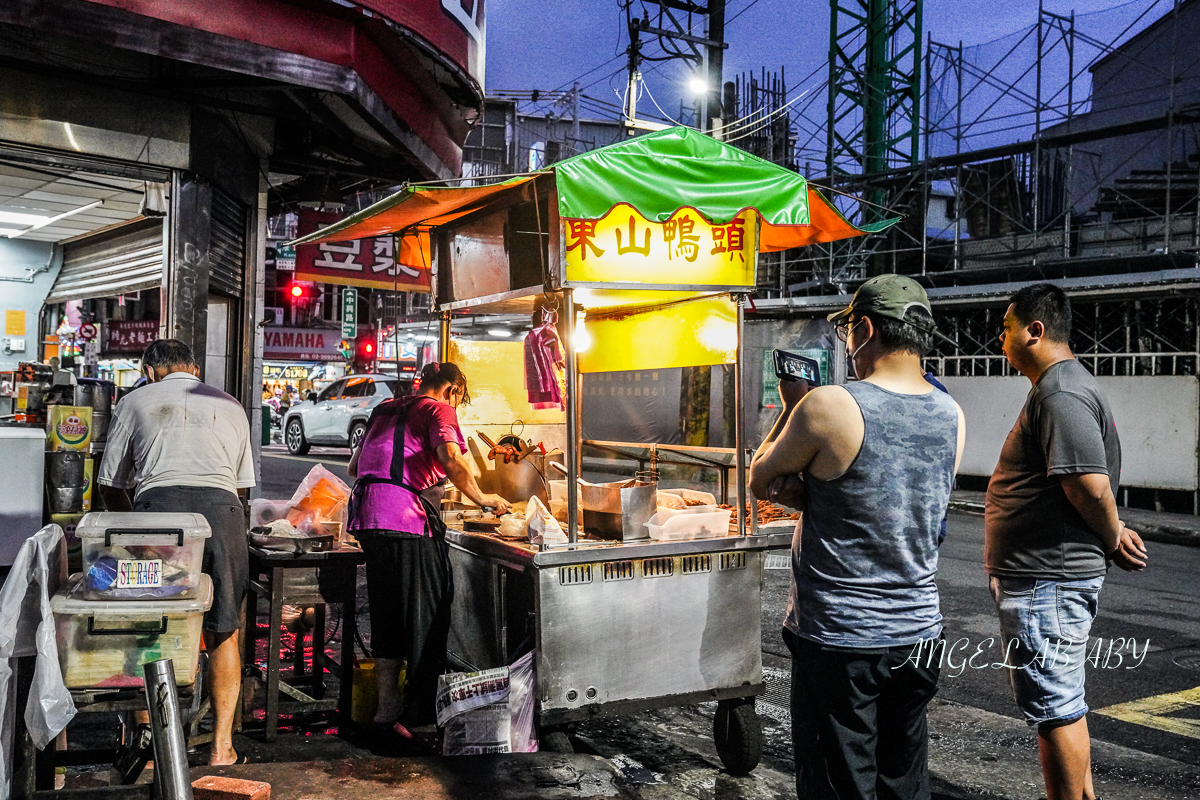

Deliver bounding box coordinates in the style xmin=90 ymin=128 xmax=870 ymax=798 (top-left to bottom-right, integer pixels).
xmin=564 ymin=204 xmax=758 ymax=287
xmin=5 ymin=310 xmax=25 ymax=336
xmin=577 ymin=294 xmax=737 ymax=374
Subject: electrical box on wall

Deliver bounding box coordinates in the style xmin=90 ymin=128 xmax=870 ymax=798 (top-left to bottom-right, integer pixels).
xmin=3 ymin=338 xmax=26 ymax=354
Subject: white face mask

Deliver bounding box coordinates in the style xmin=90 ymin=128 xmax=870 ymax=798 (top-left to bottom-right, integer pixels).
xmin=844 ymin=320 xmax=868 ymax=378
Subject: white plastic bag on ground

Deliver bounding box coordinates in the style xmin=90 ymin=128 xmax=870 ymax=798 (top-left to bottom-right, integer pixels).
xmin=437 ymin=650 xmax=539 ymax=755
xmin=508 ymin=650 xmax=537 ymax=753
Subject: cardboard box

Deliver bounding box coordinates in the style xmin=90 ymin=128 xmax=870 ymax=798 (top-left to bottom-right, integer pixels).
xmin=47 ymin=406 xmax=92 ymax=452
xmin=81 ymin=457 xmax=94 ymax=511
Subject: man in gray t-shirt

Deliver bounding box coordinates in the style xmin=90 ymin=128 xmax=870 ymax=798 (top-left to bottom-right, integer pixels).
xmin=985 ymin=284 xmax=1146 ymax=800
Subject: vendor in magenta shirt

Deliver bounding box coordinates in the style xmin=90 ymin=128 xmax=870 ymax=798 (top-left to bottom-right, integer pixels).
xmin=347 ymin=361 xmax=510 ymax=742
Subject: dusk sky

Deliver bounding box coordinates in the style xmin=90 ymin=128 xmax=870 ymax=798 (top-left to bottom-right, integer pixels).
xmin=485 ymin=0 xmax=1172 ymax=140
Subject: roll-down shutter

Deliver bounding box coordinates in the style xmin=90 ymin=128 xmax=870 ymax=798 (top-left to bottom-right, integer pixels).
xmin=46 ymin=216 xmax=165 ymax=304
xmin=209 ymin=188 xmax=247 ymax=299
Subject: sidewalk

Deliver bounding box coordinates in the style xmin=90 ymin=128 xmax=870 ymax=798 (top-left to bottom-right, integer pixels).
xmin=949 ymin=490 xmax=1200 ymax=548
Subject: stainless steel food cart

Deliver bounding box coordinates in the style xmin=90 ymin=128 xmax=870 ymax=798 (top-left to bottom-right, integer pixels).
xmin=289 ymin=126 xmax=892 ymax=772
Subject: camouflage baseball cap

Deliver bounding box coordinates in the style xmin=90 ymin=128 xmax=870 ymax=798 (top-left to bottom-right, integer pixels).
xmin=827 ymin=274 xmax=935 ymax=332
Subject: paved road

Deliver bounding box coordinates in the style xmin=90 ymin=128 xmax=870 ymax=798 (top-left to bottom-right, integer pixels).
xmin=260 ymin=451 xmax=1200 ymax=798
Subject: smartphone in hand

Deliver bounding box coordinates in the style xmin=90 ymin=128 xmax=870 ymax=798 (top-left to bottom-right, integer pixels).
xmin=773 ymin=349 xmax=821 ymax=386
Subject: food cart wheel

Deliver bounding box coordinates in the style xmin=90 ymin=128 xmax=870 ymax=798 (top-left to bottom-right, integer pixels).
xmin=286 ymin=419 xmax=310 ymax=455
xmin=714 ymin=698 xmax=762 ymax=775
xmin=539 ymin=728 xmax=574 ymax=754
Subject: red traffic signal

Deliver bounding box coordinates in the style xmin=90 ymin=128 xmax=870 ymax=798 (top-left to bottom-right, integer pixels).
xmin=290 ymin=284 xmax=304 ymax=298
xmin=353 ymin=334 xmax=377 ymax=370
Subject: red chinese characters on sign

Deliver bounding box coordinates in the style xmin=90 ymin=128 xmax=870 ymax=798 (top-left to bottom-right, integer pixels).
xmin=565 ymin=219 xmax=605 ymax=261
xmin=294 ymin=210 xmax=429 ymax=291
xmin=710 ymin=218 xmax=746 ymax=262
xmin=663 ymin=214 xmax=700 ymax=263
xmin=105 ymin=321 xmax=160 ymax=354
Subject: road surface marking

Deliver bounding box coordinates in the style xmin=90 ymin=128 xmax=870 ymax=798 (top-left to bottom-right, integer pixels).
xmin=1094 ymin=686 xmax=1200 ymax=740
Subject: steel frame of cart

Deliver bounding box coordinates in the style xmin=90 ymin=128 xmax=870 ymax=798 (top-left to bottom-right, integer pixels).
xmin=289 ymin=126 xmax=893 ymax=773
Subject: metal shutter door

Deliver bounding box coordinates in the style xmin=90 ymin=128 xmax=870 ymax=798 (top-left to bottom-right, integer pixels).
xmin=46 ymin=216 xmax=164 ymax=304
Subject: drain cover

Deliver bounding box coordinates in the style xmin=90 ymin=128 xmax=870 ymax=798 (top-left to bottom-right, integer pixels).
xmin=1172 ymin=648 xmax=1200 ymax=670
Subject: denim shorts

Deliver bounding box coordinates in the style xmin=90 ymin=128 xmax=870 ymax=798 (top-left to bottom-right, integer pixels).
xmin=989 ymin=574 xmax=1104 ymax=727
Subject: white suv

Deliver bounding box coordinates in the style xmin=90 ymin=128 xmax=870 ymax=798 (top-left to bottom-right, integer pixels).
xmin=283 ymin=374 xmax=410 ymax=454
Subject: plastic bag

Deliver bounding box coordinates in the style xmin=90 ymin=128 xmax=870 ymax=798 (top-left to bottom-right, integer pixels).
xmin=656 ymin=491 xmax=686 ymax=511
xmin=498 ymin=514 xmax=527 ymax=539
xmin=548 ymin=480 xmax=583 ymax=526
xmin=437 ymin=650 xmax=538 ymax=755
xmin=250 ymin=498 xmax=291 ymax=528
xmin=526 ymin=496 xmax=567 ymax=545
xmin=285 ymin=464 xmax=351 ymax=539
xmin=508 ymin=650 xmax=537 ymax=752
xmin=0 ymin=524 xmax=76 ymax=798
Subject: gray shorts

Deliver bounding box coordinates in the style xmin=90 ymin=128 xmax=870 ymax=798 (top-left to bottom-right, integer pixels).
xmin=135 ymin=486 xmax=247 ymax=634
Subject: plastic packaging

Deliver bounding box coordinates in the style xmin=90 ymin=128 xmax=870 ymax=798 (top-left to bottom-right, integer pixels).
xmin=285 ymin=465 xmax=351 ymax=540
xmin=76 ymin=512 xmax=211 ymax=600
xmin=508 ymin=650 xmax=538 ymax=752
xmin=658 ymin=487 xmax=718 ymax=507
xmin=437 ymin=650 xmax=538 ymax=755
xmin=644 ymin=508 xmax=733 ymax=541
xmin=51 ymin=573 xmax=213 ymax=688
xmin=250 ymin=499 xmax=292 ymax=528
xmin=526 ymin=496 xmax=568 ymax=545
xmin=656 ymin=491 xmax=686 ymax=511
xmin=548 ymin=480 xmax=584 ymax=526
xmin=498 ymin=514 xmax=527 ymax=539
xmin=0 ymin=523 xmax=76 ymax=786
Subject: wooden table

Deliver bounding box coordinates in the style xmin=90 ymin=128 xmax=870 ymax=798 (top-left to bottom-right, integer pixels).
xmin=243 ymin=544 xmax=364 ymax=741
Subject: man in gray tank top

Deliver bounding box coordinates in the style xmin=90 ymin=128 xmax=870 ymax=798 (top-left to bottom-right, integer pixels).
xmin=986 ymin=284 xmax=1147 ymax=800
xmin=751 ymin=275 xmax=965 ymax=800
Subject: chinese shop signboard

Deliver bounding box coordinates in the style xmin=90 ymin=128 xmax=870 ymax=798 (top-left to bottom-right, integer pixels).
xmin=294 ymin=210 xmax=430 ymax=292
xmin=105 ymin=320 xmax=159 ymax=354
xmin=563 ymin=205 xmax=758 ymax=287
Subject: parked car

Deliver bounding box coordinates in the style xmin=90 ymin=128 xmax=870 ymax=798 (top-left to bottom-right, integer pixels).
xmin=282 ymin=374 xmax=411 ymax=455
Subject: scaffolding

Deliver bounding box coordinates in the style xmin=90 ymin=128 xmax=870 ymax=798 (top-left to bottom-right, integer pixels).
xmin=752 ymin=0 xmax=1200 ymax=302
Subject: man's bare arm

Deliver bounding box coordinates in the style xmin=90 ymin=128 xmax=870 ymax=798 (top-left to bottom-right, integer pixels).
xmin=99 ymin=484 xmax=133 ymax=512
xmin=749 ymin=386 xmax=839 ymax=500
xmin=1059 ymin=472 xmax=1122 ymax=555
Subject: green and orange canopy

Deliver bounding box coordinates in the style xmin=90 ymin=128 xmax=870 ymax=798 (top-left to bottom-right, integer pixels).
xmin=289 ymin=126 xmax=896 ymax=253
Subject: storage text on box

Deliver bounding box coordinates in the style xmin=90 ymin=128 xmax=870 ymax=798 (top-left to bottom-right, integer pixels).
xmin=117 ymin=559 xmax=163 ymax=589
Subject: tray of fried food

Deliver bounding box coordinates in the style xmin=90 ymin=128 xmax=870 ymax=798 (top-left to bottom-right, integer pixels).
xmin=717 ymin=499 xmax=800 ymax=531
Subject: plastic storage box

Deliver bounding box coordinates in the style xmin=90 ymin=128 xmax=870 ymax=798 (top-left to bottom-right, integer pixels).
xmin=76 ymin=512 xmax=211 ymax=600
xmin=52 ymin=573 xmax=213 ymax=688
xmin=644 ymin=507 xmax=733 ymax=541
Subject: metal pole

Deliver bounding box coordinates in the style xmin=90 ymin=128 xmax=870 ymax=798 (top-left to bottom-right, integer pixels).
xmin=571 ymin=82 xmax=581 ymax=143
xmin=734 ymin=294 xmax=747 ymax=537
xmin=143 ymin=659 xmax=193 ymax=800
xmin=438 ymin=311 xmax=451 ymax=363
xmin=563 ymin=289 xmax=579 ymax=545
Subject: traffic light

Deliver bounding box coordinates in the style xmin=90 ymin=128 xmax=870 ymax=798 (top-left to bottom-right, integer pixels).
xmin=353 ymin=333 xmax=376 ymax=372
xmin=288 ymin=282 xmax=311 ymax=303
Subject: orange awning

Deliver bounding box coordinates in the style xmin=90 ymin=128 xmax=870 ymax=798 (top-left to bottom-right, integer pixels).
xmin=288 ymin=177 xmax=538 ymax=247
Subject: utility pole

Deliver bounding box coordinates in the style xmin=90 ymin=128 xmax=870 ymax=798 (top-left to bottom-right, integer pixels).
xmin=622 ymin=2 xmax=728 ymax=134
xmin=572 ymin=81 xmax=581 ymax=142
xmin=708 ymin=0 xmax=726 ymax=137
